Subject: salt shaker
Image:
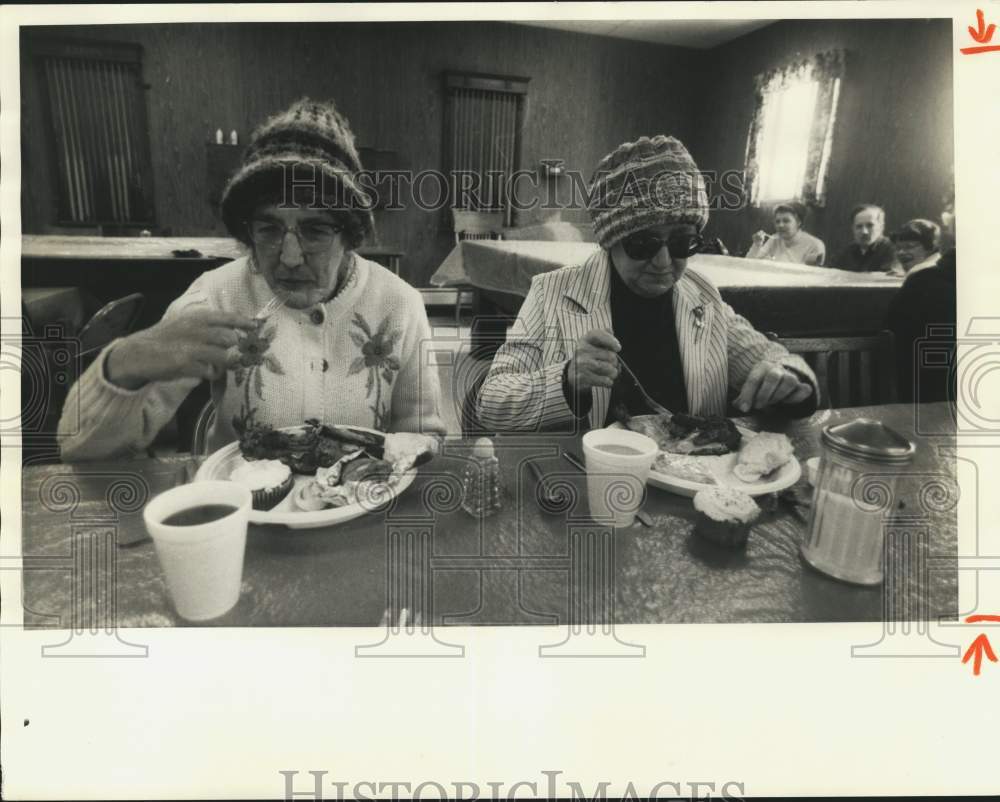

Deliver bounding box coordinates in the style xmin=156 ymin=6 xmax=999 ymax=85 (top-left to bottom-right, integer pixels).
xmin=461 ymin=437 xmax=501 ymax=517
xmin=801 ymin=418 xmax=915 ymax=585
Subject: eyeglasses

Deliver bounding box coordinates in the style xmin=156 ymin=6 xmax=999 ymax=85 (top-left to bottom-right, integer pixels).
xmin=247 ymin=219 xmax=343 ymax=253
xmin=620 ymin=230 xmax=703 ymax=261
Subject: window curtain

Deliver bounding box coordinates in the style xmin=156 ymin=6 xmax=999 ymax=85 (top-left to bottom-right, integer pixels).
xmin=744 ymin=49 xmax=846 ymax=206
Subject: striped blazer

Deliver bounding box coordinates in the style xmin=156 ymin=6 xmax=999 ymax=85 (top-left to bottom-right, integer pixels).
xmin=477 ymin=249 xmax=818 ymax=432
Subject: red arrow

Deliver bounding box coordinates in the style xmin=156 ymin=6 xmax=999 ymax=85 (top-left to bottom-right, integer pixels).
xmin=962 ymin=633 xmax=998 ymax=676
xmin=966 ymin=614 xmax=1000 ymax=623
xmin=969 ymin=9 xmax=996 ymax=43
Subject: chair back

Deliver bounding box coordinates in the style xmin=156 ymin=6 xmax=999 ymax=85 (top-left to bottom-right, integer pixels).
xmin=767 ymin=330 xmax=898 ymax=408
xmin=77 ymin=293 xmax=145 ymax=359
xmin=191 ymin=399 xmax=217 ymax=456
xmin=452 ymin=209 xmax=505 ymax=244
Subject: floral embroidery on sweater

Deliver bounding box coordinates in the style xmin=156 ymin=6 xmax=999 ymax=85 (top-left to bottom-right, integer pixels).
xmin=348 ymin=312 xmax=401 ymax=430
xmin=228 ymin=322 xmax=284 ymax=425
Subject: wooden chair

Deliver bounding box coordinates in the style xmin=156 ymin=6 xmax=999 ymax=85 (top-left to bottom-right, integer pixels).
xmin=77 ymin=293 xmax=145 ymax=363
xmin=451 ymin=208 xmax=505 ymax=244
xmin=450 ymin=209 xmax=505 ymax=326
xmin=766 ymin=330 xmax=898 ymax=409
xmin=191 ymin=398 xmax=217 ymax=456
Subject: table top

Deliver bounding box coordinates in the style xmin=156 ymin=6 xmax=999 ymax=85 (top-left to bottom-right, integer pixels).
xmin=20 ymin=403 xmax=956 ymax=628
xmin=21 ymin=235 xmax=403 ymax=262
xmin=430 ymin=239 xmax=902 ymax=297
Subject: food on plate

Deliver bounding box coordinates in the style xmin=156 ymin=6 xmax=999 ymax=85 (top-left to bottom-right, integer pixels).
xmin=652 ymin=452 xmax=718 ymax=485
xmin=293 ymin=452 xmax=401 ymax=511
xmin=384 ymin=432 xmax=439 ymax=471
xmin=805 ymin=456 xmax=821 ymax=487
xmin=624 ymin=412 xmax=742 ymax=456
xmin=229 ymin=458 xmax=294 ymax=510
xmin=692 ymin=487 xmax=760 ymax=548
xmin=234 ymin=415 xmax=381 ymax=475
xmin=229 ymin=417 xmax=437 ymax=513
xmin=732 ymin=432 xmax=795 ymax=482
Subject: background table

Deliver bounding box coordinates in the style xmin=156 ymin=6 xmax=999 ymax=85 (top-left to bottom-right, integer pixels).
xmin=431 ymin=239 xmax=903 ymax=337
xmin=20 ymin=403 xmax=957 ymax=629
xmin=22 ymin=235 xmax=405 ymax=330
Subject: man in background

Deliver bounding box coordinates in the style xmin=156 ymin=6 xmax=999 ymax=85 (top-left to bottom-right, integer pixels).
xmin=833 ymin=204 xmax=900 ymax=272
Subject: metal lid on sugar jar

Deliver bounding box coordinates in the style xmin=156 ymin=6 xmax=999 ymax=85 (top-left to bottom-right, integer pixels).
xmin=821 ymin=418 xmax=916 ymax=464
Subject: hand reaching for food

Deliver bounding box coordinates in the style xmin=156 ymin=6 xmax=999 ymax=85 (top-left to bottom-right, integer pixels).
xmin=734 ymin=363 xmax=813 ymax=412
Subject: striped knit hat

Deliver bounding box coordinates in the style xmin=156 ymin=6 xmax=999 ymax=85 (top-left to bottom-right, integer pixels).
xmin=588 ymin=135 xmax=709 ymax=249
xmin=220 ymin=98 xmax=374 ymax=247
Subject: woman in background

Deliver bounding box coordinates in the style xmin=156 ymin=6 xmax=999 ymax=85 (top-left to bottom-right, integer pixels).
xmin=889 ymin=218 xmax=941 ymax=277
xmin=746 ymin=202 xmax=826 ymax=266
xmin=886 ymin=203 xmax=955 ymax=403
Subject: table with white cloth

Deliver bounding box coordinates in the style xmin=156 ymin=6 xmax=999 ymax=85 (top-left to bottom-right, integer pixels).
xmin=431 ymin=240 xmax=903 ymax=343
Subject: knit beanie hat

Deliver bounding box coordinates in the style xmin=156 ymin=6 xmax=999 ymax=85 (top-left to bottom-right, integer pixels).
xmin=221 ymin=98 xmax=375 ymax=247
xmin=588 ymin=135 xmax=709 ymax=249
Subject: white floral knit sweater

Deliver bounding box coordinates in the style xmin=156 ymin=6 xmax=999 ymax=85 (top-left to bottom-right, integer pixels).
xmin=57 ymin=254 xmax=445 ymax=461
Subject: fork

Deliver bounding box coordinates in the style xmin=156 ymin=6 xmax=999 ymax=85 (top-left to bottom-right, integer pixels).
xmin=254 ymin=293 xmax=286 ymax=323
xmin=615 ymin=356 xmax=672 ymax=417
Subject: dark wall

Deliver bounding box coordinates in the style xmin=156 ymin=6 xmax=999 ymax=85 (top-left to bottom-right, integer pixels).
xmin=20 ymin=22 xmax=701 ymax=285
xmin=693 ymin=18 xmax=954 ymax=260
xmin=21 ymin=19 xmax=954 ymax=282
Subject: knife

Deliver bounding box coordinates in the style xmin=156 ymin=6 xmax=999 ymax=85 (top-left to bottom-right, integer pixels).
xmin=526 ymin=458 xmax=558 ymax=506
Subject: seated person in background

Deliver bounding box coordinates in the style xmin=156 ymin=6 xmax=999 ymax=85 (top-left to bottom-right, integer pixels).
xmin=889 ymin=218 xmax=941 ymax=277
xmin=833 ymin=204 xmax=900 ymax=272
xmin=886 ymin=201 xmax=956 ymax=403
xmin=476 ymin=135 xmax=819 ymax=433
xmin=57 ymin=98 xmax=445 ymax=461
xmin=745 ymin=202 xmax=825 ymax=266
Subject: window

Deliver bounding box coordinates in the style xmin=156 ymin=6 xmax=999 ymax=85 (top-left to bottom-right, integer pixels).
xmin=444 ymin=72 xmax=529 ymax=226
xmin=32 ymin=37 xmax=156 ymax=226
xmin=744 ymin=50 xmax=845 ymax=206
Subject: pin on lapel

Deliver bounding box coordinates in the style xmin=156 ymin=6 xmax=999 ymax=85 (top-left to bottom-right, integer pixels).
xmin=692 ymin=305 xmax=706 ymax=329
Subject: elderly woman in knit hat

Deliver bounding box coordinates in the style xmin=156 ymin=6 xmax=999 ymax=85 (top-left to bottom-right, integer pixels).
xmin=58 ymin=98 xmax=444 ymax=460
xmin=477 ymin=135 xmax=818 ymax=432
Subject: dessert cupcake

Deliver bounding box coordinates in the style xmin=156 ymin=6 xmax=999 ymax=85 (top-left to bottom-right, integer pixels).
xmin=229 ymin=458 xmax=294 ymax=511
xmin=692 ymin=487 xmax=760 ymax=548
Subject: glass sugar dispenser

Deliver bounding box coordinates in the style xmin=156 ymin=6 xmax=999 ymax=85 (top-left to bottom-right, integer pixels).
xmin=800 ymin=418 xmax=915 ymax=585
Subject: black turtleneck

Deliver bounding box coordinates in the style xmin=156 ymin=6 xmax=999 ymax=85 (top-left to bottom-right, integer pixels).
xmin=562 ymin=264 xmax=688 ymax=421
xmin=605 ymin=264 xmax=688 ymax=423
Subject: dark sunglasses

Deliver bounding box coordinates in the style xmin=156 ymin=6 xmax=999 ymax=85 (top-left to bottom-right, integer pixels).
xmin=621 ymin=230 xmax=703 ymax=261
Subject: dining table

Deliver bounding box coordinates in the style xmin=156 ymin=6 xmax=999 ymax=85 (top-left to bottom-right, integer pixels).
xmin=21 ymin=234 xmax=406 ymax=332
xmin=431 ymin=239 xmax=903 ymax=340
xmin=19 ymin=403 xmax=957 ymax=630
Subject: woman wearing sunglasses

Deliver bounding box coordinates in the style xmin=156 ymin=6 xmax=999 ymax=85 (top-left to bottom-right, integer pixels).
xmin=477 ymin=135 xmax=818 ymax=432
xmin=58 ymin=98 xmax=444 ymax=460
